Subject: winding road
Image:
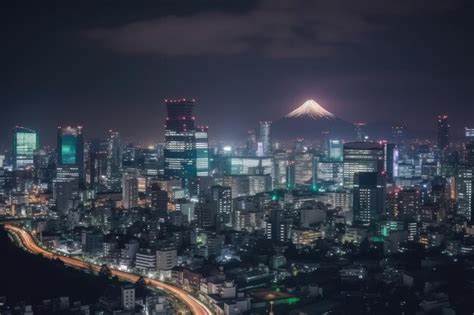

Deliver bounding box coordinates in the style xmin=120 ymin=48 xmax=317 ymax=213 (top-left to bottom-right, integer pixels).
xmin=4 ymin=224 xmax=213 ymax=315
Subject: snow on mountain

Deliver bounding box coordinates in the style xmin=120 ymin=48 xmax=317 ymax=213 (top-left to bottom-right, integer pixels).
xmin=285 ymin=100 xmax=335 ymax=119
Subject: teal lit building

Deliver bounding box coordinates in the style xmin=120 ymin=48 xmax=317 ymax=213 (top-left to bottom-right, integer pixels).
xmin=56 ymin=126 xmax=84 ymax=184
xmin=12 ymin=127 xmax=39 ymax=169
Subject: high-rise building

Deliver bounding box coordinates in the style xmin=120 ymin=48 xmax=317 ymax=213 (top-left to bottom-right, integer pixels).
xmin=273 ymin=150 xmax=288 ymax=189
xmin=12 ymin=127 xmax=39 ymax=170
xmin=150 ymin=183 xmax=168 ymax=211
xmin=437 ymin=115 xmax=449 ymax=151
xmin=294 ymin=152 xmax=313 ymax=186
xmin=392 ymin=125 xmax=405 ymax=146
xmin=210 ymin=185 xmax=232 ymax=225
xmin=258 ymin=121 xmax=271 ymax=157
xmin=456 ymin=167 xmax=473 ymax=222
xmin=266 ymin=209 xmax=292 ymax=242
xmin=383 ymin=143 xmax=399 ymax=183
xmin=398 ymin=188 xmax=421 ymax=220
xmin=246 ymin=129 xmax=257 ymax=156
xmin=107 ymin=130 xmax=122 ymax=187
xmin=164 ymin=99 xmax=197 ymax=180
xmin=56 ymin=126 xmax=84 ymax=186
xmin=328 ymin=139 xmax=343 ymax=162
xmin=353 ymin=172 xmax=386 ymax=226
xmin=87 ymin=138 xmax=108 ymax=188
xmin=343 ymin=142 xmax=384 ymax=188
xmin=195 ymin=126 xmax=209 ymax=176
xmin=122 ymin=172 xmax=138 ymax=209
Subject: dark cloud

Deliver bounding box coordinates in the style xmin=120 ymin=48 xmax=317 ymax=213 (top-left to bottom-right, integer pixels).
xmin=84 ymin=0 xmax=458 ymax=58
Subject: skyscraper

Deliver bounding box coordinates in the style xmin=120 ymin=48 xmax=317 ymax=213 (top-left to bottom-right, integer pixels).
xmin=437 ymin=115 xmax=449 ymax=151
xmin=456 ymin=167 xmax=473 ymax=222
xmin=383 ymin=142 xmax=399 ymax=183
xmin=164 ymin=99 xmax=197 ymax=180
xmin=107 ymin=130 xmax=122 ymax=187
xmin=210 ymin=185 xmax=232 ymax=225
xmin=328 ymin=139 xmax=343 ymax=162
xmin=258 ymin=121 xmax=271 ymax=157
xmin=195 ymin=126 xmax=209 ymax=177
xmin=12 ymin=127 xmax=39 ymax=170
xmin=343 ymin=142 xmax=384 ymax=188
xmin=56 ymin=126 xmax=84 ymax=185
xmin=353 ymin=172 xmax=386 ymax=226
xmin=122 ymin=172 xmax=138 ymax=209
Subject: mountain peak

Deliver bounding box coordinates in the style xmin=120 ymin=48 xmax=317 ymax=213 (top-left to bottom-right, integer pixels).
xmin=285 ymin=100 xmax=336 ymax=119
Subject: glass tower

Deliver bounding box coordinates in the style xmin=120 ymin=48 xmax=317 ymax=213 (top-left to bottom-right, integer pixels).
xmin=164 ymin=99 xmax=197 ymax=179
xmin=56 ymin=126 xmax=84 ymax=184
xmin=12 ymin=127 xmax=39 ymax=169
xmin=343 ymin=142 xmax=384 ymax=188
xmin=195 ymin=126 xmax=209 ymax=177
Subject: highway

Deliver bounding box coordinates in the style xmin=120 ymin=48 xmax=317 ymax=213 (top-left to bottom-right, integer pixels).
xmin=4 ymin=224 xmax=213 ymax=315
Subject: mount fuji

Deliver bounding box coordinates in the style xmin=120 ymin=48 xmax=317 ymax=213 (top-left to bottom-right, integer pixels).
xmin=272 ymin=100 xmax=354 ymax=139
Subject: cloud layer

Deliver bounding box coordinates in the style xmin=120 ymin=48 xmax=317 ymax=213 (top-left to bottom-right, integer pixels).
xmin=85 ymin=0 xmax=456 ymax=58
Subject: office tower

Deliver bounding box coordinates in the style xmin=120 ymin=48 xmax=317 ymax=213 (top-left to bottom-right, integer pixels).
xmin=56 ymin=126 xmax=84 ymax=189
xmin=354 ymin=122 xmax=368 ymax=141
xmin=122 ymin=143 xmax=136 ymax=167
xmin=195 ymin=126 xmax=209 ymax=176
xmin=328 ymin=139 xmax=343 ymax=162
xmin=465 ymin=128 xmax=474 ymax=166
xmin=398 ymin=188 xmax=421 ymax=220
xmin=266 ymin=209 xmax=292 ymax=242
xmin=12 ymin=127 xmax=39 ymax=170
xmin=294 ymin=152 xmax=313 ymax=186
xmin=353 ymin=172 xmax=386 ymax=226
xmin=273 ymin=150 xmax=288 ymax=189
xmin=156 ymin=247 xmax=177 ymax=271
xmin=456 ymin=167 xmax=473 ymax=222
xmin=122 ymin=172 xmax=138 ymax=209
xmin=286 ymin=160 xmax=296 ymax=189
xmin=53 ymin=180 xmax=74 ymax=214
xmin=164 ymin=99 xmax=196 ymax=179
xmin=150 ymin=183 xmax=168 ymax=211
xmin=87 ymin=138 xmax=108 ymax=188
xmin=343 ymin=142 xmax=384 ymax=188
xmin=196 ymin=201 xmax=216 ymax=228
xmin=107 ymin=130 xmax=122 ymax=186
xmin=246 ymin=129 xmax=257 ymax=156
xmin=315 ymin=158 xmax=343 ymax=186
xmin=383 ymin=143 xmax=399 ymax=183
xmin=392 ymin=125 xmax=405 ymax=145
xmin=211 ymin=185 xmax=232 ymax=225
xmin=258 ymin=121 xmax=271 ymax=157
xmin=437 ymin=115 xmax=449 ymax=151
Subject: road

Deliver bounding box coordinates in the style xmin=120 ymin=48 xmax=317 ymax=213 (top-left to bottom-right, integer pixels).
xmin=4 ymin=224 xmax=213 ymax=315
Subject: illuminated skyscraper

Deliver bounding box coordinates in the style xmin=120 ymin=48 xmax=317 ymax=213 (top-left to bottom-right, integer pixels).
xmin=383 ymin=143 xmax=399 ymax=183
xmin=12 ymin=126 xmax=39 ymax=170
xmin=437 ymin=115 xmax=449 ymax=151
xmin=273 ymin=150 xmax=288 ymax=189
xmin=164 ymin=99 xmax=197 ymax=179
xmin=56 ymin=126 xmax=84 ymax=185
xmin=195 ymin=126 xmax=209 ymax=177
xmin=353 ymin=172 xmax=386 ymax=226
xmin=258 ymin=121 xmax=271 ymax=157
xmin=328 ymin=139 xmax=343 ymax=162
xmin=343 ymin=142 xmax=384 ymax=188
xmin=456 ymin=167 xmax=473 ymax=222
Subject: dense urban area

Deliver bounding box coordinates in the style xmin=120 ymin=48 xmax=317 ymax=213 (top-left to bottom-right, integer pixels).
xmin=1 ymin=99 xmax=474 ymax=314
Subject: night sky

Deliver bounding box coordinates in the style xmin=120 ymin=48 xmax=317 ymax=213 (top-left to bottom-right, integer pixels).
xmin=2 ymin=0 xmax=473 ymax=147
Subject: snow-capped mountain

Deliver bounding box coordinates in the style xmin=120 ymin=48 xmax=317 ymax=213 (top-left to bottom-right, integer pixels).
xmin=272 ymin=100 xmax=353 ymax=139
xmin=285 ymin=99 xmax=336 ymax=119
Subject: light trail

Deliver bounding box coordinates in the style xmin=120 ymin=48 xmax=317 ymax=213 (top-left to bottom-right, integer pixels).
xmin=4 ymin=224 xmax=213 ymax=315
